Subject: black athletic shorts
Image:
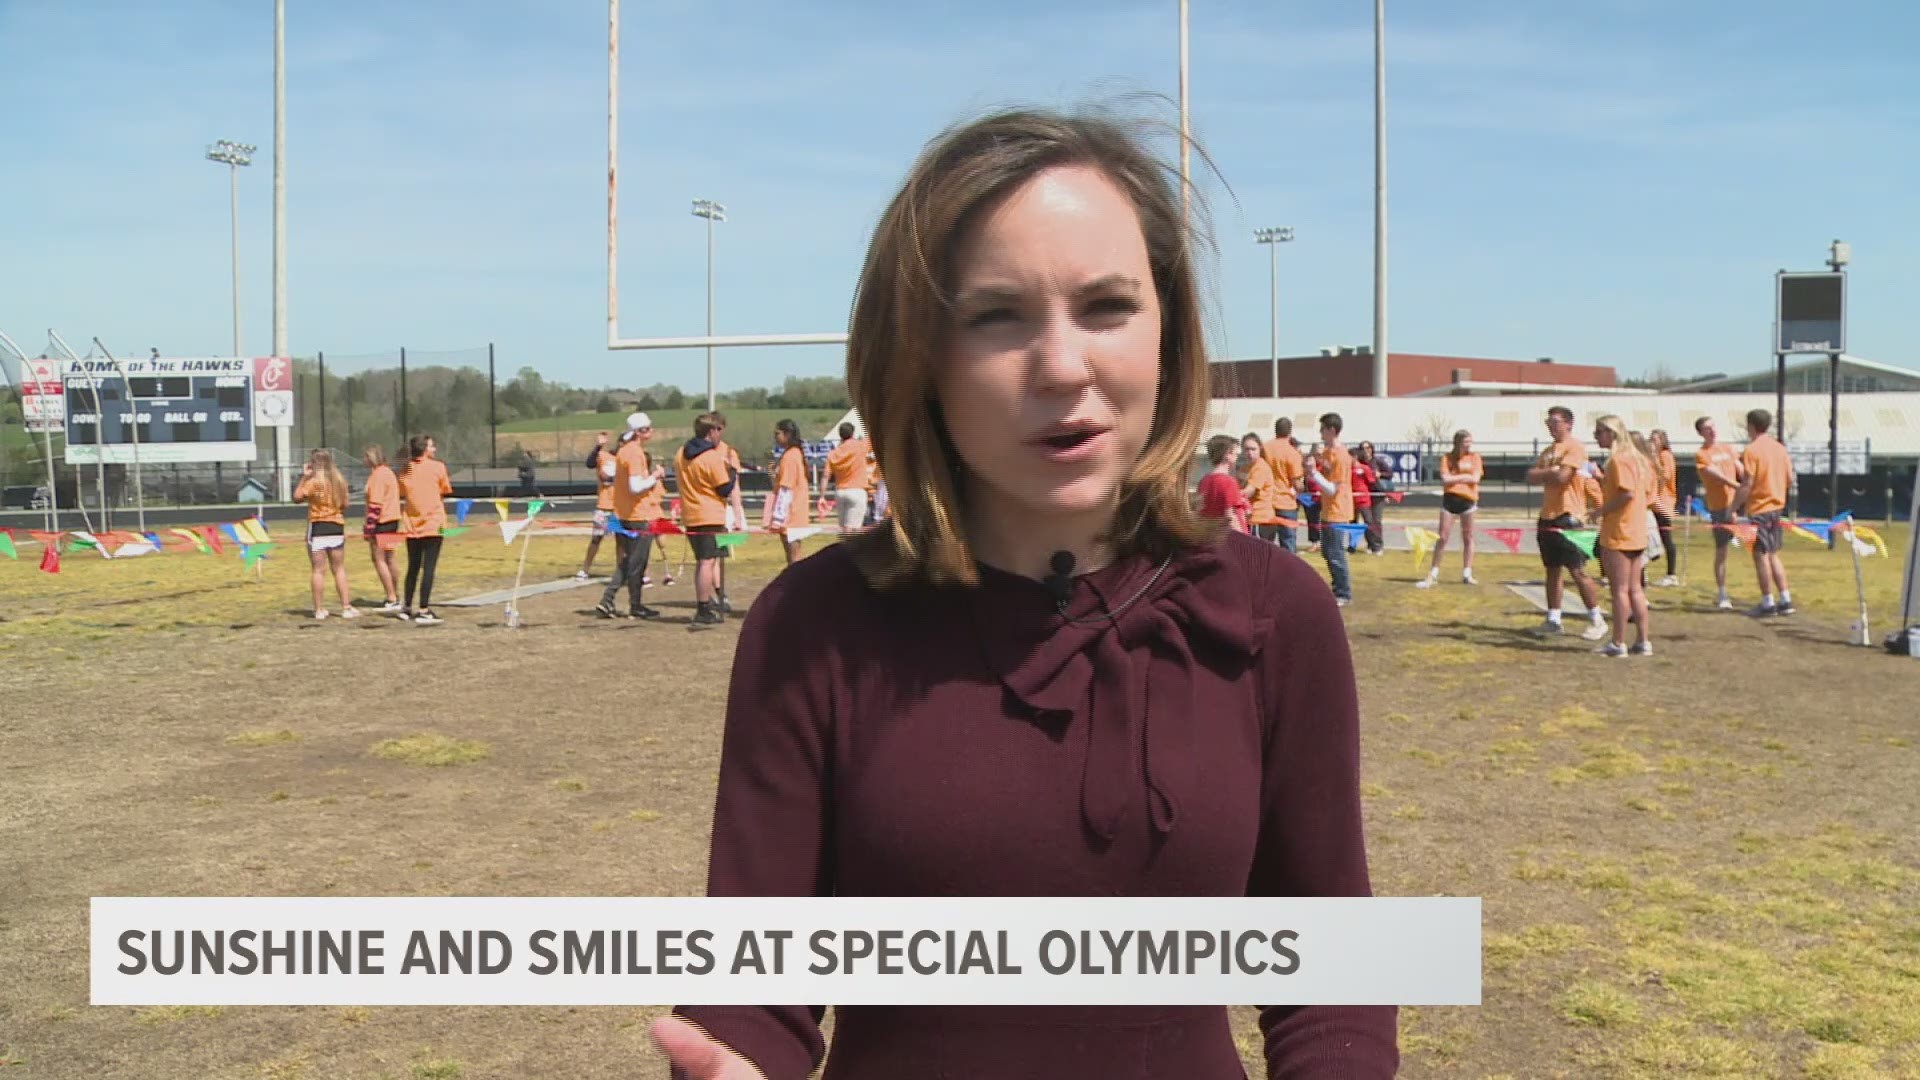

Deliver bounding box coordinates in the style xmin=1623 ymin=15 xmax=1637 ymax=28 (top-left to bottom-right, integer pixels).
xmin=687 ymin=525 xmax=722 ymax=560
xmin=1442 ymin=493 xmax=1477 ymax=516
xmin=1750 ymin=511 xmax=1785 ymax=554
xmin=1711 ymin=507 xmax=1735 ymax=549
xmin=308 ymin=520 xmax=345 ymax=538
xmin=1538 ymin=514 xmax=1588 ymax=572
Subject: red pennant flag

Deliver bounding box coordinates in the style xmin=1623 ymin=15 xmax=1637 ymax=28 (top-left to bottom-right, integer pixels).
xmin=1485 ymin=527 xmax=1525 ymax=555
xmin=198 ymin=525 xmax=226 ymax=555
xmin=39 ymin=544 xmax=60 ymax=574
xmin=29 ymin=530 xmax=59 ymax=550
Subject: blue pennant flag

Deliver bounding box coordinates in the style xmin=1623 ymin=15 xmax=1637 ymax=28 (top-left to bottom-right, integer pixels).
xmin=454 ymin=498 xmax=474 ymax=525
xmin=1690 ymin=496 xmax=1711 ymax=520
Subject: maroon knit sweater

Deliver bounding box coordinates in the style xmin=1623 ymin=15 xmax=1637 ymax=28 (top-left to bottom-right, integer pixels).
xmin=674 ymin=531 xmax=1398 ymax=1079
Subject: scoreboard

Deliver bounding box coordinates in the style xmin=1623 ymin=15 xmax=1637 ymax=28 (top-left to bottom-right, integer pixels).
xmin=63 ymin=357 xmax=258 ymax=465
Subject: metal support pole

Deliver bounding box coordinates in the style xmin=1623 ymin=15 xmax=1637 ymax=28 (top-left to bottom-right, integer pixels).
xmin=319 ymin=351 xmax=327 ymax=450
xmin=399 ymin=347 xmax=409 ymax=437
xmin=1178 ymin=0 xmax=1190 ymax=225
xmin=1371 ymin=0 xmax=1389 ymax=397
xmin=1268 ymin=240 xmax=1278 ymax=396
xmin=272 ymin=0 xmax=290 ymax=501
xmin=1828 ymin=351 xmax=1840 ymax=529
xmin=229 ymin=162 xmax=242 ymax=357
xmin=705 ymin=211 xmax=715 ymax=410
xmin=488 ymin=343 xmax=498 ymax=468
xmin=0 ymin=330 xmax=61 ymax=532
xmin=1775 ymin=352 xmax=1786 ymax=449
xmin=93 ymin=340 xmax=146 ymax=534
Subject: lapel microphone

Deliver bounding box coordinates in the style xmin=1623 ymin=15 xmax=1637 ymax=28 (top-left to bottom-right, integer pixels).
xmin=1044 ymin=550 xmax=1075 ymax=608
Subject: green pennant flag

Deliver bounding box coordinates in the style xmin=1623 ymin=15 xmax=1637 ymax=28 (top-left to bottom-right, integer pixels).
xmin=527 ymin=499 xmax=546 ymax=519
xmin=714 ymin=531 xmax=748 ymax=549
xmin=0 ymin=532 xmax=16 ymax=560
xmin=1564 ymin=529 xmax=1600 ymax=557
xmin=67 ymin=533 xmax=99 ymax=551
xmin=441 ymin=526 xmax=471 ymax=538
xmin=241 ymin=542 xmax=274 ymax=569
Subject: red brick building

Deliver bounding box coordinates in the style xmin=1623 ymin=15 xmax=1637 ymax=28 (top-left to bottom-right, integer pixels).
xmin=1210 ymin=350 xmax=1619 ymax=398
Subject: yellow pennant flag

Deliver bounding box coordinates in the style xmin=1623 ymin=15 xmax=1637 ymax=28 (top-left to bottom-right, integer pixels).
xmin=494 ymin=499 xmax=511 ymax=522
xmin=1405 ymin=525 xmax=1437 ymax=565
xmin=235 ymin=519 xmax=271 ymax=545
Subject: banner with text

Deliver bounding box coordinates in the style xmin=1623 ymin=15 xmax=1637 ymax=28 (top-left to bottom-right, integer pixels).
xmin=92 ymin=896 xmax=1480 ymax=1007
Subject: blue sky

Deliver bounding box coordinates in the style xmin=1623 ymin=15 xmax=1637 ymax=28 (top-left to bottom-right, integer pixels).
xmin=2 ymin=0 xmax=1915 ymax=392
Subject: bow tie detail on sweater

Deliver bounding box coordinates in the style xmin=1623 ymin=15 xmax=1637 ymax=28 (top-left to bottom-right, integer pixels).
xmin=968 ymin=551 xmax=1267 ymax=842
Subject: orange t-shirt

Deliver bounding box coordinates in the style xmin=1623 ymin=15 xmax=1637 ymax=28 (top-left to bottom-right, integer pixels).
xmin=1313 ymin=444 xmax=1354 ymax=524
xmin=1261 ymin=438 xmax=1303 ymax=513
xmin=1741 ymin=435 xmax=1793 ymax=516
xmin=364 ymin=464 xmax=401 ymax=524
xmin=1443 ymin=452 xmax=1483 ymax=500
xmin=675 ymin=442 xmax=734 ymax=529
xmin=826 ymin=438 xmax=869 ymax=491
xmin=1696 ymin=443 xmax=1742 ymax=512
xmin=610 ymin=440 xmax=660 ymax=523
xmin=592 ymin=446 xmax=617 ymax=512
xmin=770 ymin=447 xmax=811 ymax=530
xmin=1599 ymin=453 xmax=1652 ymax=552
xmin=294 ymin=474 xmax=347 ymax=525
xmin=1537 ymin=438 xmax=1593 ymax=520
xmin=1653 ymin=449 xmax=1677 ymax=514
xmin=399 ymin=457 xmax=452 ymax=537
xmin=1245 ymin=457 xmax=1278 ymax=523
xmin=867 ymin=459 xmax=882 ymax=495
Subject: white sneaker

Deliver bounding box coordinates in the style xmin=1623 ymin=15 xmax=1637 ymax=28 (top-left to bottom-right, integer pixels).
xmin=1658 ymin=575 xmax=1680 ymax=588
xmin=1413 ymin=575 xmax=1437 ymax=590
xmin=341 ymin=606 xmax=361 ymax=620
xmin=414 ymin=610 xmax=443 ymax=625
xmin=380 ymin=600 xmax=402 ymax=613
xmin=1716 ymin=595 xmax=1734 ymax=610
xmin=1580 ymin=620 xmax=1610 ymax=642
xmin=1531 ymin=619 xmax=1564 ymax=636
xmin=312 ymin=609 xmax=330 ymax=621
xmin=1597 ymin=641 xmax=1629 ymax=658
xmin=1462 ymin=569 xmax=1478 ymax=585
xmin=573 ymin=570 xmax=590 ymax=581
xmin=1629 ymin=641 xmax=1653 ymax=656
xmin=1335 ymin=598 xmax=1352 ymax=607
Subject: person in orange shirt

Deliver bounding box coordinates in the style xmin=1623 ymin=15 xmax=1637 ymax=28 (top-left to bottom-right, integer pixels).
xmin=1648 ymin=429 xmax=1680 ymax=587
xmin=361 ymin=444 xmax=403 ymax=611
xmin=1588 ymin=415 xmax=1652 ymax=657
xmin=675 ymin=413 xmax=738 ymax=627
xmin=1732 ymin=407 xmax=1796 ymax=617
xmin=1305 ymin=412 xmax=1353 ymax=605
xmin=825 ymin=422 xmax=871 ymax=532
xmin=867 ymin=455 xmax=887 ymax=523
xmin=576 ymin=431 xmax=616 ymax=581
xmin=294 ymin=448 xmax=357 ymax=620
xmin=766 ymin=419 xmax=813 ymax=565
xmin=596 ymin=412 xmax=667 ymax=619
xmin=1260 ymin=418 xmax=1304 ymax=552
xmin=1693 ymin=415 xmax=1746 ymax=609
xmin=1238 ymin=432 xmax=1283 ymax=544
xmin=398 ymin=433 xmax=453 ymax=624
xmin=1418 ymin=429 xmax=1483 ymax=588
xmin=709 ymin=411 xmax=750 ymax=614
xmin=1525 ymin=405 xmax=1608 ymax=640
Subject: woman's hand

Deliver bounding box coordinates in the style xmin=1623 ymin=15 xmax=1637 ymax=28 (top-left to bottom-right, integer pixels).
xmin=650 ymin=1017 xmax=766 ymax=1079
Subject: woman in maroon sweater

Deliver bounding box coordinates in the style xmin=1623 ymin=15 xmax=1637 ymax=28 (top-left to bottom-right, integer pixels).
xmin=653 ymin=107 xmax=1398 ymax=1079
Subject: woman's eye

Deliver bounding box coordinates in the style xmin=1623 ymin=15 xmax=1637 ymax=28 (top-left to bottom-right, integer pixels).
xmin=967 ymin=307 xmax=1015 ymax=328
xmin=1085 ymin=296 xmax=1140 ymax=321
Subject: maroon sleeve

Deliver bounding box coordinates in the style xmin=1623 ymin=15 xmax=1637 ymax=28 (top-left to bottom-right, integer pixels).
xmin=671 ymin=563 xmax=842 ymax=1079
xmin=1245 ymin=552 xmax=1399 ymax=1078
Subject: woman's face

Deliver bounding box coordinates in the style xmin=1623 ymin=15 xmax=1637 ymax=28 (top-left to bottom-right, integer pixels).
xmin=1460 ymin=435 xmax=1474 ymax=455
xmin=936 ymin=164 xmax=1162 ymax=524
xmin=1358 ymin=443 xmax=1374 ymax=463
xmin=1240 ymin=436 xmax=1262 ymax=463
xmin=425 ymin=438 xmax=438 ymax=459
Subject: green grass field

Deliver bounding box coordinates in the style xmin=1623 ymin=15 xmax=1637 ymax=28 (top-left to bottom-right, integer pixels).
xmin=0 ymin=520 xmax=1916 ymax=1078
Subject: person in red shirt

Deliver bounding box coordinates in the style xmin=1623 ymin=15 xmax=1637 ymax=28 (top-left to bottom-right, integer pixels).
xmin=1352 ymin=441 xmax=1385 ymax=555
xmin=654 ymin=107 xmax=1394 ymax=1080
xmin=1197 ymin=434 xmax=1249 ymax=532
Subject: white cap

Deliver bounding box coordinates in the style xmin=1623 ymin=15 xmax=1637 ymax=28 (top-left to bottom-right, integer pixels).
xmin=626 ymin=411 xmax=652 ymax=431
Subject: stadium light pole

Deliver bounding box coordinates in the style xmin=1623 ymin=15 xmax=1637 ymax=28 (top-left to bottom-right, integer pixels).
xmin=1372 ymin=0 xmax=1390 ymax=397
xmin=272 ymin=0 xmax=290 ymax=500
xmin=1255 ymin=227 xmax=1295 ymax=399
xmin=206 ymin=140 xmax=255 ymax=358
xmin=692 ymin=198 xmax=726 ymax=410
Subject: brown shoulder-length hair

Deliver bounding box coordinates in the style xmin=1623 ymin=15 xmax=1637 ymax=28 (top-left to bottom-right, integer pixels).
xmin=844 ymin=105 xmax=1218 ymax=589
